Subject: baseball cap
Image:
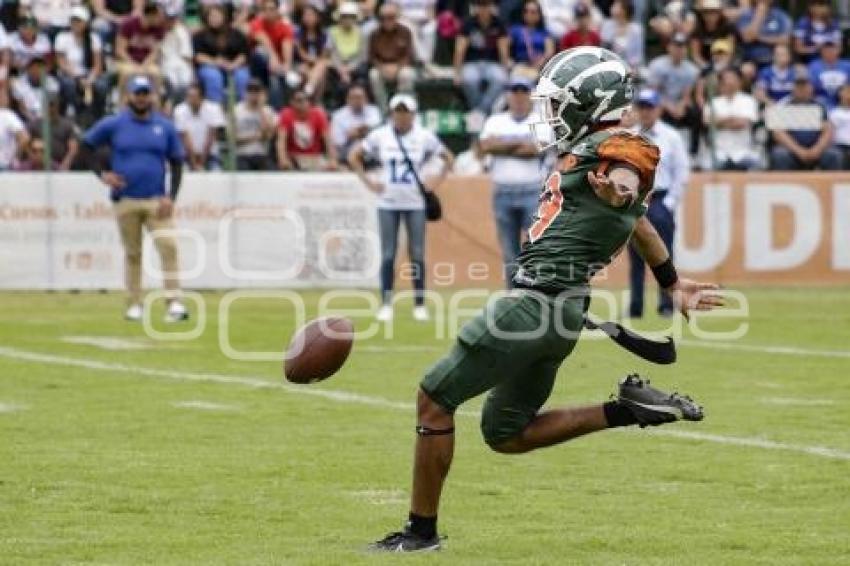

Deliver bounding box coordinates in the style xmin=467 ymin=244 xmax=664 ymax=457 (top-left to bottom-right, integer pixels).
xmin=20 ymin=15 xmax=38 ymax=27
xmin=671 ymin=32 xmax=687 ymax=45
xmin=70 ymin=6 xmax=90 ymax=21
xmin=246 ymin=77 xmax=263 ymax=91
xmin=507 ymin=76 xmax=533 ymax=92
xmin=338 ymin=2 xmax=359 ymax=17
xmin=711 ymin=38 xmax=732 ymax=54
xmin=128 ymin=75 xmax=153 ymax=94
xmin=389 ymin=93 xmax=417 ymax=112
xmin=699 ymin=0 xmax=722 ymax=9
xmin=636 ymin=88 xmax=660 ymax=107
xmin=574 ymin=3 xmax=590 ymax=17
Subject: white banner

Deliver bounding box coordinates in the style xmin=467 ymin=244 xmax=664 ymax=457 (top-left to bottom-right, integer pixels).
xmin=0 ymin=173 xmax=380 ymax=290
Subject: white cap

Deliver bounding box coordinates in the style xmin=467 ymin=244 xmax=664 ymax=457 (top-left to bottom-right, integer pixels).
xmin=338 ymin=2 xmax=359 ymax=17
xmin=389 ymin=93 xmax=417 ymax=112
xmin=70 ymin=5 xmax=90 ymax=21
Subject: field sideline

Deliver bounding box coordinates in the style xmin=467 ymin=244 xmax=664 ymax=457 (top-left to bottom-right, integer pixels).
xmin=1 ymin=288 xmax=849 ymax=565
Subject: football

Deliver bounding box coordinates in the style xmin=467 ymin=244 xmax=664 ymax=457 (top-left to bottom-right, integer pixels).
xmin=283 ymin=317 xmax=355 ymax=384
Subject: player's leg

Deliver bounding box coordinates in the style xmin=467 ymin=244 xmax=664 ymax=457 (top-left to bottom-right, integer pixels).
xmin=377 ymin=209 xmax=401 ymax=309
xmin=370 ymin=295 xmax=540 ymax=552
xmin=143 ymin=200 xmax=187 ymax=321
xmin=402 ymin=210 xmax=426 ymax=308
xmin=114 ymin=199 xmax=145 ymax=316
xmin=627 ymin=241 xmax=646 ymax=318
xmin=480 ymin=357 xmax=609 ymax=454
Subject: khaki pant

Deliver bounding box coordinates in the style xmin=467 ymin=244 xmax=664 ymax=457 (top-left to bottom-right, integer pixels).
xmin=114 ymin=198 xmax=180 ymax=305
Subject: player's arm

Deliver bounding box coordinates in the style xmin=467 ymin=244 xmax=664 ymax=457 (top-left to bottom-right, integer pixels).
xmin=631 ymin=216 xmax=724 ymax=319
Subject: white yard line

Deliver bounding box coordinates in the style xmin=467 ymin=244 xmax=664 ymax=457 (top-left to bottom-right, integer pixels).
xmin=62 ymin=335 xmax=153 ymax=351
xmin=172 ymin=400 xmax=241 ymax=411
xmin=0 ymin=402 xmax=26 ymax=414
xmin=760 ymin=397 xmax=836 ymax=407
xmin=0 ymin=346 xmax=848 ymax=461
xmin=680 ymin=339 xmax=850 ymax=359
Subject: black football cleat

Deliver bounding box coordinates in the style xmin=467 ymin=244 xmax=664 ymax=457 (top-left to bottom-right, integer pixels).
xmin=368 ymin=527 xmax=442 ymax=553
xmin=617 ymin=374 xmax=704 ymax=428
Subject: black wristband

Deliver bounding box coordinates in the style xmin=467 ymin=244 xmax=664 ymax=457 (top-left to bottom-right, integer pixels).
xmin=651 ymin=258 xmax=679 ymax=289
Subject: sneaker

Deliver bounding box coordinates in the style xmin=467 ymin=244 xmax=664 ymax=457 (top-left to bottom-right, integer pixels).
xmin=124 ymin=304 xmax=143 ymax=322
xmin=368 ymin=527 xmax=442 ymax=553
xmin=617 ymin=373 xmax=704 ymax=428
xmin=376 ymin=305 xmax=393 ymax=322
xmin=164 ymin=301 xmax=189 ymax=323
xmin=412 ymin=306 xmax=430 ymax=322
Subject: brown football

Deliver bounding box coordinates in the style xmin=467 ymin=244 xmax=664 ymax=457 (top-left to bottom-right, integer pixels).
xmin=284 ymin=317 xmax=354 ymax=384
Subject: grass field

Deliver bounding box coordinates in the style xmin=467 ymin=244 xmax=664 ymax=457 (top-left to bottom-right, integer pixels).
xmin=1 ymin=288 xmax=849 ymax=565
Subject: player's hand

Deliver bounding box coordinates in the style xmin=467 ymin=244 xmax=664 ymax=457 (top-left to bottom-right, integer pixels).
xmin=367 ymin=180 xmax=384 ymax=194
xmin=325 ymin=159 xmax=340 ymax=172
xmin=101 ymin=171 xmax=126 ymax=190
xmin=157 ymin=196 xmax=174 ymax=219
xmin=669 ymin=277 xmax=724 ymax=321
xmin=279 ymin=157 xmax=294 ymax=170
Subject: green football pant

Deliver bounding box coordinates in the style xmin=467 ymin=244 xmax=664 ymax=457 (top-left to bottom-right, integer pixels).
xmin=420 ymin=290 xmax=586 ymax=447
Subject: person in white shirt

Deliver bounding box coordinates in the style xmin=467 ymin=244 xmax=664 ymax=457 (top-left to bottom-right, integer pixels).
xmin=9 ymin=15 xmax=51 ymax=73
xmin=234 ymin=78 xmax=277 ymax=170
xmin=173 ymin=83 xmax=227 ymax=170
xmin=54 ymin=7 xmax=109 ymax=119
xmin=396 ymin=0 xmax=437 ymax=64
xmin=479 ymin=77 xmax=549 ymax=288
xmin=0 ymin=88 xmax=29 ymax=170
xmin=160 ymin=6 xmax=194 ymax=105
xmin=628 ymin=88 xmax=690 ymax=318
xmin=12 ymin=56 xmax=60 ymax=122
xmin=349 ymin=93 xmax=454 ymax=322
xmin=540 ymin=0 xmax=602 ymax=40
xmin=703 ymin=68 xmax=760 ymax=170
xmin=332 ymin=83 xmax=380 ymax=166
xmin=829 ymin=84 xmax=850 ymax=168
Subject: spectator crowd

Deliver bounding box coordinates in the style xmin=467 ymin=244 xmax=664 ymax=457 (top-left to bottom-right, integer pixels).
xmin=0 ymin=0 xmax=848 ymax=172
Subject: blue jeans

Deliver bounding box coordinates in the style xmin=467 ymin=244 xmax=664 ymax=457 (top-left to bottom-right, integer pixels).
xmin=461 ymin=61 xmax=507 ymax=113
xmin=249 ymin=49 xmax=286 ymax=109
xmin=492 ymin=183 xmax=539 ymax=288
xmin=378 ymin=208 xmax=426 ymax=306
xmin=770 ymin=145 xmax=842 ymax=171
xmin=197 ymin=64 xmax=251 ymax=104
xmin=628 ymin=192 xmax=675 ymax=317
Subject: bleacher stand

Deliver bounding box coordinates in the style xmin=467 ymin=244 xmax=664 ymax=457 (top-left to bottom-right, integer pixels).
xmin=0 ymin=0 xmax=845 ymax=172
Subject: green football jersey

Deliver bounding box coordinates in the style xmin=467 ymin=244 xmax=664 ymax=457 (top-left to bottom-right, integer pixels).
xmin=515 ymin=129 xmax=660 ymax=292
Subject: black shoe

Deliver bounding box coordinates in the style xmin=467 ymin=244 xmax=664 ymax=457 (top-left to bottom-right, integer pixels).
xmin=617 ymin=374 xmax=704 ymax=428
xmin=368 ymin=527 xmax=442 ymax=553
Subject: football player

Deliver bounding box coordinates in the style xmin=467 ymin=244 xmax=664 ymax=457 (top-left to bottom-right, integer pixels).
xmin=370 ymin=47 xmax=724 ymax=552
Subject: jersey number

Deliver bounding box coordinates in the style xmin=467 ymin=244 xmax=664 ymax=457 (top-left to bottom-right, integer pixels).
xmin=389 ymin=158 xmax=414 ymax=184
xmin=528 ymin=172 xmax=563 ymax=242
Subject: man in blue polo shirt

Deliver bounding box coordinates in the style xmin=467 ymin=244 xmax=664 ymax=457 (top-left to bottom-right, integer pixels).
xmin=808 ymin=40 xmax=850 ymax=108
xmin=83 ymin=75 xmax=188 ymax=322
xmin=737 ymin=0 xmax=792 ymax=69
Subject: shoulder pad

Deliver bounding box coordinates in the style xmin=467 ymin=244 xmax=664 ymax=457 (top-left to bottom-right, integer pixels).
xmin=596 ymin=132 xmax=660 ymax=191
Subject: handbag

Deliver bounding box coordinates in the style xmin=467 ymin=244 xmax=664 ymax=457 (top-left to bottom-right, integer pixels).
xmin=393 ymin=128 xmax=442 ymax=222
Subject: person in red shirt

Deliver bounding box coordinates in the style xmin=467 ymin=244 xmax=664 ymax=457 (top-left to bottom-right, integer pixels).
xmin=114 ymin=0 xmax=166 ymax=99
xmin=559 ymin=4 xmax=601 ymax=50
xmin=276 ymin=89 xmax=339 ymax=171
xmin=249 ymin=0 xmax=294 ymax=108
